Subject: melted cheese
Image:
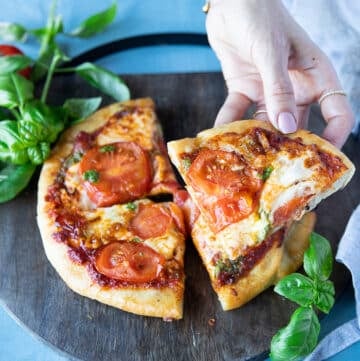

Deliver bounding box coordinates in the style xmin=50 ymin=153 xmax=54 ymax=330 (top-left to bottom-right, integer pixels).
xmin=78 ymin=200 xmax=182 ymax=260
xmin=96 ymin=107 xmax=155 ymax=150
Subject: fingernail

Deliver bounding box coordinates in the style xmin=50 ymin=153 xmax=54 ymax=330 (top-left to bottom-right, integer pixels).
xmin=277 ymin=112 xmax=297 ymax=133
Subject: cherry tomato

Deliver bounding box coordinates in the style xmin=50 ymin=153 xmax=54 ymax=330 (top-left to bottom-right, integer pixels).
xmin=79 ymin=142 xmax=152 ymax=207
xmin=129 ymin=203 xmax=172 ymax=239
xmin=0 ymin=44 xmax=31 ymax=78
xmin=187 ymin=149 xmax=263 ymax=232
xmin=95 ymin=241 xmax=165 ymax=283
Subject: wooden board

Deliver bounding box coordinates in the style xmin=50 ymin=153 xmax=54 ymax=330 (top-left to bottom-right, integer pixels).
xmin=0 ymin=73 xmax=359 ymax=361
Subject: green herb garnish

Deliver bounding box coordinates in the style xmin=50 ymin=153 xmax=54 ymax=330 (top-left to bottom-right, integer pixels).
xmin=0 ymin=0 xmax=130 ymax=203
xmin=269 ymin=232 xmax=335 ymax=361
xmin=125 ymin=202 xmax=137 ymax=211
xmin=182 ymin=157 xmax=192 ymax=171
xmin=132 ymin=237 xmax=141 ymax=243
xmin=83 ymin=169 xmax=99 ymax=183
xmin=214 ymin=256 xmax=244 ymax=278
xmin=262 ymin=165 xmax=273 ymax=180
xmin=100 ymin=144 xmax=115 ymax=153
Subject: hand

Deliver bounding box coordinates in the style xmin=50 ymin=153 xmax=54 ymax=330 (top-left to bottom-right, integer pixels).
xmin=206 ymin=0 xmax=354 ymax=148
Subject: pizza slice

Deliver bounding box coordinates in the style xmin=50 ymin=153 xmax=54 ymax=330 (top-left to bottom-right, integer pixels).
xmin=168 ymin=120 xmax=355 ymax=310
xmin=37 ymin=98 xmax=185 ymax=319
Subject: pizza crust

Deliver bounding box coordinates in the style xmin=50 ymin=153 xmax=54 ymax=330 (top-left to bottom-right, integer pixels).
xmin=37 ymin=99 xmax=185 ymax=319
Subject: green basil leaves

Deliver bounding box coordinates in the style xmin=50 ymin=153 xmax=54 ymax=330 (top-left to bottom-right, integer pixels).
xmin=270 ymin=232 xmax=335 ymax=360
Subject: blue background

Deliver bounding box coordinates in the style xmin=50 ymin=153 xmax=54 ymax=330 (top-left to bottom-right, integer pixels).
xmin=0 ymin=1 xmax=359 ymax=360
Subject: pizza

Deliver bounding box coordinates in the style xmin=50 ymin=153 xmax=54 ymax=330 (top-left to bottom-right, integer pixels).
xmin=37 ymin=98 xmax=186 ymax=320
xmin=167 ymin=120 xmax=355 ymax=310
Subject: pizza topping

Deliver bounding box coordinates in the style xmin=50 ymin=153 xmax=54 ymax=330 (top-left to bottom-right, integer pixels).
xmin=83 ymin=169 xmax=99 ymax=183
xmin=95 ymin=241 xmax=165 ymax=283
xmin=129 ymin=203 xmax=172 ymax=239
xmin=78 ymin=141 xmax=152 ymax=207
xmin=99 ymin=144 xmax=115 ymax=153
xmin=125 ymin=201 xmax=137 ymax=211
xmin=213 ymin=228 xmax=284 ymax=285
xmin=187 ymin=148 xmax=263 ymax=232
xmin=173 ymin=189 xmax=200 ymax=232
xmin=261 ymin=166 xmax=274 ymax=180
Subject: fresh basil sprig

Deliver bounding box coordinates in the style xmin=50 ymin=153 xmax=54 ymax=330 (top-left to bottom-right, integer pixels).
xmin=0 ymin=1 xmax=130 ymax=202
xmin=270 ymin=232 xmax=335 ymax=361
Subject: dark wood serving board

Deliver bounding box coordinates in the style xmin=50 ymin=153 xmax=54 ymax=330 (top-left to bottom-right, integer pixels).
xmin=0 ymin=73 xmax=359 ymax=361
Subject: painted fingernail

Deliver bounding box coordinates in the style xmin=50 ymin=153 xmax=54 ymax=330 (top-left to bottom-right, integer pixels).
xmin=277 ymin=112 xmax=297 ymax=133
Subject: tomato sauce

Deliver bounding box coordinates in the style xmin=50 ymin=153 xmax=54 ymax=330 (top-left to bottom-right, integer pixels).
xmin=214 ymin=228 xmax=285 ymax=286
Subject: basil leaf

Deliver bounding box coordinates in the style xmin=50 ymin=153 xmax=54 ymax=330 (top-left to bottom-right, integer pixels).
xmin=21 ymin=101 xmax=65 ymax=143
xmin=274 ymin=273 xmax=315 ymax=307
xmin=314 ymin=280 xmax=335 ymax=314
xmin=0 ymin=55 xmax=32 ymax=74
xmin=0 ymin=22 xmax=27 ymax=42
xmin=0 ymin=73 xmax=33 ymax=109
xmin=27 ymin=142 xmax=51 ymax=165
xmin=75 ymin=62 xmax=130 ymax=101
xmin=63 ymin=97 xmax=102 ymax=123
xmin=0 ymin=162 xmax=36 ymax=203
xmin=304 ymin=232 xmax=333 ymax=281
xmin=0 ymin=120 xmax=29 ymax=150
xmin=270 ymin=307 xmax=320 ymax=361
xmin=70 ymin=2 xmax=117 ymax=38
xmin=0 ymin=142 xmax=29 ymax=165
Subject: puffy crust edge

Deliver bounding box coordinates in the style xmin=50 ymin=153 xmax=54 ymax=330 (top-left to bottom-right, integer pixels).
xmin=37 ymin=98 xmax=184 ymax=319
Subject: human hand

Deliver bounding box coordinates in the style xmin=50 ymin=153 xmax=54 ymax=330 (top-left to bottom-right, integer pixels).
xmin=206 ymin=0 xmax=354 ymax=148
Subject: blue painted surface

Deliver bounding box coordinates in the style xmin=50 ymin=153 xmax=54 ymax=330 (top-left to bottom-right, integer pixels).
xmin=0 ymin=1 xmax=358 ymax=360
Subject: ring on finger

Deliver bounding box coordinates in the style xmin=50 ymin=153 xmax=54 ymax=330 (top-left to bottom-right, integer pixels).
xmin=253 ymin=109 xmax=267 ymax=118
xmin=318 ymin=90 xmax=346 ymax=105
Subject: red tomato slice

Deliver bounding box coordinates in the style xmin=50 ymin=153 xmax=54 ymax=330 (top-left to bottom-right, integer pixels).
xmin=0 ymin=44 xmax=31 ymax=78
xmin=187 ymin=149 xmax=262 ymax=196
xmin=95 ymin=241 xmax=165 ymax=283
xmin=129 ymin=203 xmax=172 ymax=239
xmin=211 ymin=192 xmax=254 ymax=232
xmin=78 ymin=142 xmax=152 ymax=207
xmin=187 ymin=149 xmax=263 ymax=232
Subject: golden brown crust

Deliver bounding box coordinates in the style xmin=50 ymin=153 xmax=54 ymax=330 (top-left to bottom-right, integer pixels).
xmin=37 ymin=99 xmax=184 ymax=319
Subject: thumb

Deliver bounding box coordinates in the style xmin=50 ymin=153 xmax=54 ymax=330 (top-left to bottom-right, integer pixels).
xmin=257 ymin=56 xmax=298 ymax=133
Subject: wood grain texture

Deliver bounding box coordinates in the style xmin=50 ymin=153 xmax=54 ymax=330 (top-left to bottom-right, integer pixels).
xmin=0 ymin=73 xmax=359 ymax=361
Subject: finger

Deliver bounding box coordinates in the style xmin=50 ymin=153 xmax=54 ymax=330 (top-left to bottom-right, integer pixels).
xmin=297 ymin=105 xmax=310 ymax=130
xmin=320 ymin=94 xmax=355 ymax=148
xmin=215 ymin=92 xmax=252 ymax=126
xmin=256 ymin=51 xmax=298 ymax=134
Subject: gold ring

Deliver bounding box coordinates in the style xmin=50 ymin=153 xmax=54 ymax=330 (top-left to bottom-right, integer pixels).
xmin=318 ymin=90 xmax=346 ymax=105
xmin=202 ymin=2 xmax=210 ymax=14
xmin=253 ymin=110 xmax=267 ymax=118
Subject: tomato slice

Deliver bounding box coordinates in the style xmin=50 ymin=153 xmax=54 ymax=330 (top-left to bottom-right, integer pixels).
xmin=0 ymin=45 xmax=31 ymax=78
xmin=211 ymin=192 xmax=254 ymax=232
xmin=95 ymin=241 xmax=165 ymax=283
xmin=78 ymin=142 xmax=152 ymax=207
xmin=129 ymin=203 xmax=172 ymax=239
xmin=187 ymin=149 xmax=262 ymax=232
xmin=187 ymin=149 xmax=262 ymax=196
